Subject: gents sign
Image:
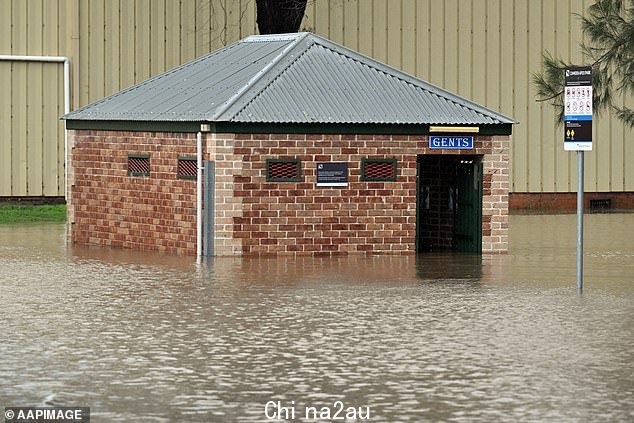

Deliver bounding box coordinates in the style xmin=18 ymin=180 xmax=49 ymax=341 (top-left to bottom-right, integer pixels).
xmin=564 ymin=66 xmax=592 ymax=151
xmin=316 ymin=162 xmax=348 ymax=186
xmin=429 ymin=136 xmax=474 ymax=149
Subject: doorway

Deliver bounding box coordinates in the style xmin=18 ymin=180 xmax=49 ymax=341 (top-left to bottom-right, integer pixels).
xmin=416 ymin=155 xmax=483 ymax=253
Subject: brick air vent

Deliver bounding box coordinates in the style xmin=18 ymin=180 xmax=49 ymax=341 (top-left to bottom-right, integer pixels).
xmin=361 ymin=158 xmax=397 ymax=181
xmin=177 ymin=158 xmax=197 ymax=179
xmin=266 ymin=159 xmax=301 ymax=182
xmin=128 ymin=155 xmax=150 ymax=176
xmin=589 ymin=198 xmax=611 ymax=210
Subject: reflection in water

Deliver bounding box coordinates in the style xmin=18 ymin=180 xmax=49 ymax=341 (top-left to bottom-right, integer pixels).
xmin=0 ymin=215 xmax=633 ymax=422
xmin=416 ymin=253 xmax=483 ymax=281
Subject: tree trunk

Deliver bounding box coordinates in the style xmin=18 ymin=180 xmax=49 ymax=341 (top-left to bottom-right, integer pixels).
xmin=256 ymin=0 xmax=308 ymax=35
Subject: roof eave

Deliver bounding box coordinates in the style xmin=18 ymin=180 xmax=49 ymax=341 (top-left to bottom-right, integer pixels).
xmin=65 ymin=119 xmax=513 ymax=136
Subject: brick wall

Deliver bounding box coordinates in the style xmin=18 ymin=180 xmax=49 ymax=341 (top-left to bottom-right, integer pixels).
xmin=481 ymin=136 xmax=510 ymax=252
xmin=510 ymin=192 xmax=634 ymax=212
xmin=69 ymin=130 xmax=509 ymax=256
xmin=208 ymin=133 xmax=510 ymax=256
xmin=68 ymin=130 xmax=198 ymax=254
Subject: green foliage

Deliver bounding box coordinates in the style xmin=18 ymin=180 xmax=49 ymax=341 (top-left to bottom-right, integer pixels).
xmin=0 ymin=205 xmax=66 ymax=224
xmin=533 ymin=0 xmax=634 ymax=127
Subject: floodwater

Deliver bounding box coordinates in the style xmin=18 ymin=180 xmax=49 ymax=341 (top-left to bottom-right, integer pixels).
xmin=0 ymin=214 xmax=632 ymax=422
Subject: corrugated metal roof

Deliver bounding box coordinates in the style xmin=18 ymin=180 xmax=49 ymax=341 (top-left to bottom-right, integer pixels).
xmin=63 ymin=33 xmax=515 ymax=125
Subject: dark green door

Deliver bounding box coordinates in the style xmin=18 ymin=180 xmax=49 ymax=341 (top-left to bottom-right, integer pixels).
xmin=415 ymin=159 xmax=422 ymax=252
xmin=453 ymin=160 xmax=483 ymax=252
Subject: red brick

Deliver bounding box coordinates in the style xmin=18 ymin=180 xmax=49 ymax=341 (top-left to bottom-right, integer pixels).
xmin=69 ymin=130 xmax=510 ymax=256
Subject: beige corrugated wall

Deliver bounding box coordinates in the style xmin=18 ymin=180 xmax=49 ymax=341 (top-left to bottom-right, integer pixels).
xmin=1 ymin=0 xmax=632 ymax=196
xmin=0 ymin=0 xmax=69 ymax=196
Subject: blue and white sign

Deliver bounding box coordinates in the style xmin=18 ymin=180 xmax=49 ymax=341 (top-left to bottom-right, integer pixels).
xmin=564 ymin=66 xmax=593 ymax=151
xmin=429 ymin=136 xmax=474 ymax=149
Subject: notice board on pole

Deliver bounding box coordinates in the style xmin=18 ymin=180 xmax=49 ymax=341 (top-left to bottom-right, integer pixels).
xmin=564 ymin=66 xmax=593 ymax=151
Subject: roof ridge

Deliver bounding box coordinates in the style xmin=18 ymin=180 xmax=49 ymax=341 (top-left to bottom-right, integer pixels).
xmin=307 ymin=34 xmax=516 ymax=124
xmin=211 ymin=32 xmax=310 ymax=121
xmin=227 ymin=38 xmax=317 ymax=120
xmin=242 ymin=33 xmax=308 ymax=43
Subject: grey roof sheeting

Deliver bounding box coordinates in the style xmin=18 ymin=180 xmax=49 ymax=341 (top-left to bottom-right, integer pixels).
xmin=63 ymin=33 xmax=515 ymax=126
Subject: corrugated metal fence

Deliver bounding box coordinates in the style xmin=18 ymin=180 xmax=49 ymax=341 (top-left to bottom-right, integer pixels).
xmin=1 ymin=0 xmax=632 ymax=196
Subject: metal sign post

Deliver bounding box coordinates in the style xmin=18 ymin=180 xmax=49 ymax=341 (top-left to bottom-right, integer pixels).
xmin=564 ymin=66 xmax=593 ymax=293
xmin=577 ymin=151 xmax=584 ymax=292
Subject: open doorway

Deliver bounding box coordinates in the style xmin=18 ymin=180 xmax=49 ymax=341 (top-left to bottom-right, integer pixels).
xmin=416 ymin=155 xmax=483 ymax=253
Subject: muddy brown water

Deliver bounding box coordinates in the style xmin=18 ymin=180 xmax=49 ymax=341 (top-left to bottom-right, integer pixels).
xmin=0 ymin=214 xmax=632 ymax=422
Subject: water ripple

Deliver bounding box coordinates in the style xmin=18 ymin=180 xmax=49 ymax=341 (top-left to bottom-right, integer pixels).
xmin=0 ymin=216 xmax=633 ymax=422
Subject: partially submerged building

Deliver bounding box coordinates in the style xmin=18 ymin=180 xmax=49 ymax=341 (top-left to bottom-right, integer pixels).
xmin=63 ymin=33 xmax=514 ymax=256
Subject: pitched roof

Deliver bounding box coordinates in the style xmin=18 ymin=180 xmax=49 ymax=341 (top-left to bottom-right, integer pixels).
xmin=63 ymin=32 xmax=515 ymax=126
